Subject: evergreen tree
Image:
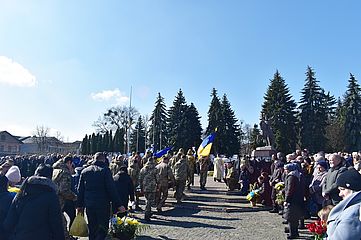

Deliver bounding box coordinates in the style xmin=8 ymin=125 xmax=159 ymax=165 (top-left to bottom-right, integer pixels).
xmin=130 ymin=116 xmax=146 ymax=153
xmin=182 ymin=103 xmax=203 ymax=151
xmin=343 ymin=73 xmax=361 ymax=152
xmin=96 ymin=133 xmax=103 ymax=152
xmin=81 ymin=134 xmax=89 ymax=154
xmin=261 ymin=70 xmax=297 ymax=153
xmin=113 ymin=128 xmax=125 ymax=153
xmin=250 ymin=124 xmax=264 ymax=150
xmin=221 ymin=94 xmax=241 ymax=155
xmin=326 ymin=98 xmax=345 ymax=152
xmin=149 ymin=93 xmax=168 ymax=151
xmin=298 ymin=66 xmax=328 ymax=153
xmin=108 ymin=130 xmax=114 ymax=152
xmin=206 ymin=88 xmax=223 ymax=154
xmin=167 ymin=89 xmax=188 ymax=150
xmin=90 ymin=133 xmax=96 ymax=154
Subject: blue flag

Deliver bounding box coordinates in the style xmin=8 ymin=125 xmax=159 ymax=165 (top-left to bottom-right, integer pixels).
xmin=154 ymin=146 xmax=173 ymax=158
xmin=197 ymin=132 xmax=216 ymax=158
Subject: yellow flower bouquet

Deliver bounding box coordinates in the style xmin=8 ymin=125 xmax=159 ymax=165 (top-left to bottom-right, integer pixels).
xmin=108 ymin=215 xmax=149 ymax=240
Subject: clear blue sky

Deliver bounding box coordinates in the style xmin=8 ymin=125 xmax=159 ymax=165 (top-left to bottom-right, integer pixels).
xmin=1 ymin=1 xmax=361 ymax=142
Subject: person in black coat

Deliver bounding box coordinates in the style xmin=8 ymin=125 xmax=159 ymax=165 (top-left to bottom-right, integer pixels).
xmin=113 ymin=164 xmax=135 ymax=215
xmin=283 ymin=163 xmax=305 ymax=239
xmin=3 ymin=163 xmax=65 ymax=240
xmin=77 ymin=152 xmax=122 ymax=240
xmin=0 ymin=175 xmax=15 ymax=240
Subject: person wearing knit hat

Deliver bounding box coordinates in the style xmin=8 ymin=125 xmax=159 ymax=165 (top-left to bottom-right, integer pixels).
xmin=326 ymin=168 xmax=361 ymax=239
xmin=5 ymin=165 xmax=21 ymax=186
xmin=3 ymin=163 xmax=64 ymax=240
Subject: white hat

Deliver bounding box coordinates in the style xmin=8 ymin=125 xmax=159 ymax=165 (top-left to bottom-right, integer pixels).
xmin=5 ymin=166 xmax=21 ymax=184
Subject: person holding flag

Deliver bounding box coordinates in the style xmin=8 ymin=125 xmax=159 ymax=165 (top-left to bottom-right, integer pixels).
xmin=197 ymin=132 xmax=216 ymax=190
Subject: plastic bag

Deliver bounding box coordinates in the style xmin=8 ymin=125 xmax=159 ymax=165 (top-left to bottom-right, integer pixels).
xmin=69 ymin=213 xmax=89 ymax=237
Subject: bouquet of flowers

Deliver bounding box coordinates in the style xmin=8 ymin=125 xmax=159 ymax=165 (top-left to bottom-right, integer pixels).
xmin=108 ymin=215 xmax=149 ymax=240
xmin=274 ymin=182 xmax=284 ymax=191
xmin=246 ymin=183 xmax=260 ymax=206
xmin=274 ymin=182 xmax=285 ymax=205
xmin=306 ymin=220 xmax=327 ymax=240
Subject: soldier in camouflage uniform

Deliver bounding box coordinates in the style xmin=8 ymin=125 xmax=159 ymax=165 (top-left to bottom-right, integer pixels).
xmin=128 ymin=152 xmax=142 ymax=210
xmin=170 ymin=148 xmax=184 ymax=171
xmin=173 ymin=154 xmax=189 ymax=204
xmin=198 ymin=155 xmax=210 ymax=190
xmin=186 ymin=149 xmax=196 ymax=190
xmin=141 ymin=150 xmax=152 ymax=168
xmin=52 ymin=155 xmax=77 ymax=240
xmin=139 ymin=157 xmax=158 ymax=221
xmin=155 ymin=156 xmax=175 ymax=212
xmin=110 ymin=155 xmax=125 ymax=176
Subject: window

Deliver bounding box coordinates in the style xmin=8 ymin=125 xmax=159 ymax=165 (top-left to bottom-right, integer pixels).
xmin=0 ymin=145 xmax=3 ymax=152
xmin=7 ymin=146 xmax=11 ymax=152
xmin=0 ymin=135 xmax=5 ymax=141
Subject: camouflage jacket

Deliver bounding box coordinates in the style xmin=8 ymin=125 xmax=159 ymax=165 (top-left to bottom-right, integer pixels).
xmin=156 ymin=162 xmax=175 ymax=186
xmin=173 ymin=158 xmax=189 ymax=181
xmin=52 ymin=160 xmax=77 ymax=208
xmin=139 ymin=161 xmax=158 ymax=192
xmin=187 ymin=154 xmax=196 ymax=172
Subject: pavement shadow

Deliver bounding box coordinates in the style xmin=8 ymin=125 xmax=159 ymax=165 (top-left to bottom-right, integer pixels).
xmin=149 ymin=215 xmax=236 ymax=230
xmin=137 ymin=235 xmax=177 ymax=240
xmin=159 ymin=207 xmax=239 ymax=221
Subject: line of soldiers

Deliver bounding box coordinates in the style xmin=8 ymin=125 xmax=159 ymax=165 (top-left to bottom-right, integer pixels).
xmin=109 ymin=148 xmax=210 ymax=221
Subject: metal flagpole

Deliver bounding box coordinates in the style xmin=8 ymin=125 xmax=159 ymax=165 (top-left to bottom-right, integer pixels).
xmin=127 ymin=86 xmax=132 ymax=154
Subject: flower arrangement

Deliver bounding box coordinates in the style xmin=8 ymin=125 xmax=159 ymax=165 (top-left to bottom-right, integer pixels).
xmin=274 ymin=182 xmax=285 ymax=205
xmin=306 ymin=220 xmax=327 ymax=240
xmin=246 ymin=183 xmax=260 ymax=206
xmin=108 ymin=215 xmax=149 ymax=240
xmin=274 ymin=182 xmax=284 ymax=191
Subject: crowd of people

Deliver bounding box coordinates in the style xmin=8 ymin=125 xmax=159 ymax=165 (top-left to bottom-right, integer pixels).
xmin=218 ymin=149 xmax=361 ymax=239
xmin=1 ymin=148 xmax=361 ymax=240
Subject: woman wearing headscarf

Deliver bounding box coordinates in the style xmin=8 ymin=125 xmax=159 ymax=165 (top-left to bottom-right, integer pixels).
xmin=326 ymin=168 xmax=361 ymax=239
xmin=308 ymin=161 xmax=328 ymax=214
xmin=283 ymin=163 xmax=305 ymax=239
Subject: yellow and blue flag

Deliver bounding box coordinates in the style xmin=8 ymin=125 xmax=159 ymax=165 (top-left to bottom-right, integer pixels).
xmin=154 ymin=146 xmax=173 ymax=158
xmin=197 ymin=132 xmax=216 ymax=158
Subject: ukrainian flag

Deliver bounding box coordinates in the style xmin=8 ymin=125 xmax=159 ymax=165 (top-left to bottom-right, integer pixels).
xmin=197 ymin=133 xmax=216 ymax=158
xmin=154 ymin=146 xmax=173 ymax=158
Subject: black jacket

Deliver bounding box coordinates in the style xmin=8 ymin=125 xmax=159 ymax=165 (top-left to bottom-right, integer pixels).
xmin=0 ymin=191 xmax=14 ymax=240
xmin=3 ymin=176 xmax=64 ymax=240
xmin=113 ymin=170 xmax=135 ymax=209
xmin=77 ymin=160 xmax=120 ymax=209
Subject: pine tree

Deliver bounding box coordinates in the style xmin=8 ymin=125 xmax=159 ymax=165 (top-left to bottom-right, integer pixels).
xmin=81 ymin=134 xmax=89 ymax=154
xmin=326 ymin=98 xmax=345 ymax=152
xmin=206 ymin=88 xmax=223 ymax=154
xmin=90 ymin=133 xmax=96 ymax=154
xmin=298 ymin=66 xmax=329 ymax=153
xmin=108 ymin=130 xmax=114 ymax=152
xmin=113 ymin=128 xmax=125 ymax=153
xmin=343 ymin=73 xmax=361 ymax=152
xmin=130 ymin=116 xmax=146 ymax=153
xmin=149 ymin=93 xmax=168 ymax=151
xmin=221 ymin=94 xmax=241 ymax=155
xmin=182 ymin=103 xmax=203 ymax=151
xmin=167 ymin=89 xmax=188 ymax=150
xmin=261 ymin=70 xmax=297 ymax=154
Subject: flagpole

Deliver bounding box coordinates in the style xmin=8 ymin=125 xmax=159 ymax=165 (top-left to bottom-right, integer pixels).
xmin=127 ymin=86 xmax=132 ymax=154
